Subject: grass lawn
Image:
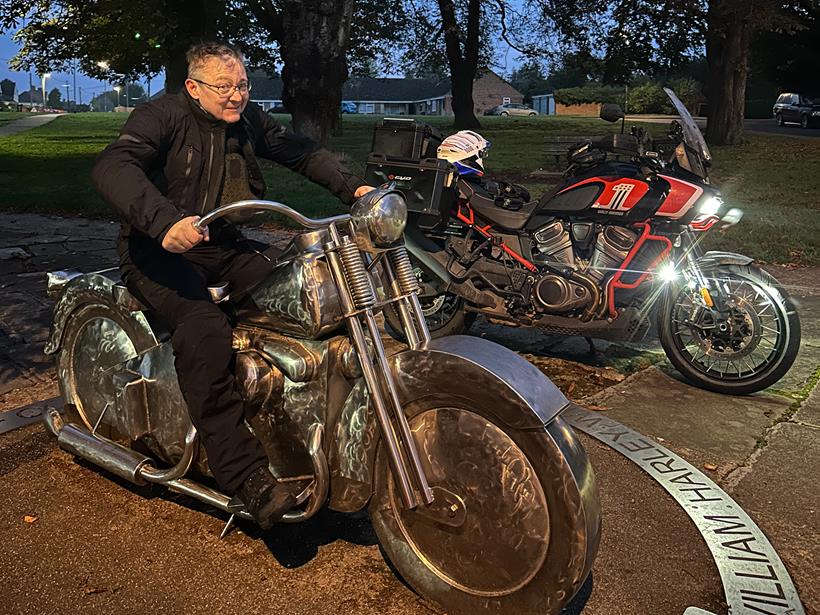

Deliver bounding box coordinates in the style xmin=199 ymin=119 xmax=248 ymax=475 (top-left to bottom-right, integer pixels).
xmin=0 ymin=112 xmax=817 ymax=264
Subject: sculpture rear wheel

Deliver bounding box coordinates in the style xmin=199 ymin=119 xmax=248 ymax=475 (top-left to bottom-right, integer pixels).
xmin=370 ymin=396 xmax=599 ymax=614
xmin=56 ymin=303 xmax=149 ymax=440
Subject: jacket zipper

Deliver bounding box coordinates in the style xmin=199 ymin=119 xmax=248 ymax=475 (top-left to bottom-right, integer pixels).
xmin=201 ymin=132 xmax=215 ymax=214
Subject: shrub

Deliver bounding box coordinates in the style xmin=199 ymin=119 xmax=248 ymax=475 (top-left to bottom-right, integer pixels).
xmin=627 ymin=83 xmax=671 ymax=114
xmin=668 ymin=78 xmax=703 ymax=115
xmin=554 ymin=84 xmax=626 ymax=106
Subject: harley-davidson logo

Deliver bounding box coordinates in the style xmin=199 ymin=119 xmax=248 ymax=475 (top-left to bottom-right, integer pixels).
xmin=602 ymin=183 xmax=636 ymax=210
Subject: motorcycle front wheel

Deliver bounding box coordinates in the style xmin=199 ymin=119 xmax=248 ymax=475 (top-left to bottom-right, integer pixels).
xmin=658 ymin=264 xmax=801 ymax=395
xmin=369 ymin=396 xmax=599 ymax=614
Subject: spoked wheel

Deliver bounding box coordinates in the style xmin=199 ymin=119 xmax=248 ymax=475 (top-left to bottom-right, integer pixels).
xmin=370 ymin=397 xmax=599 ymax=614
xmin=384 ymin=263 xmax=475 ymax=341
xmin=658 ymin=264 xmax=800 ymax=395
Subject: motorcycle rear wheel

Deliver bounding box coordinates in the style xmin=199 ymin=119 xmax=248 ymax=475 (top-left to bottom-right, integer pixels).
xmin=657 ymin=264 xmax=801 ymax=395
xmin=370 ymin=398 xmax=599 ymax=614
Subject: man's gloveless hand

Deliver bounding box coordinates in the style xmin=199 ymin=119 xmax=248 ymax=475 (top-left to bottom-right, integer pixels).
xmin=162 ymin=216 xmax=210 ymax=253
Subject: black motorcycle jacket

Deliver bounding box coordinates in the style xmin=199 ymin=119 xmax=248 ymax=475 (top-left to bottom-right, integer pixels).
xmin=92 ymin=91 xmax=364 ymax=243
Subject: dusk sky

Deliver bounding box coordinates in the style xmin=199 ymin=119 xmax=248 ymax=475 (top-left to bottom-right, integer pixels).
xmin=0 ymin=33 xmax=160 ymax=103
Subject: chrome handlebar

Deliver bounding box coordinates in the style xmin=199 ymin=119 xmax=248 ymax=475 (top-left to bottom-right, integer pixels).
xmin=192 ymin=200 xmax=351 ymax=232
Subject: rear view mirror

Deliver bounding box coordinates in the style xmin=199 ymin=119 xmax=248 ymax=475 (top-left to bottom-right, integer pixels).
xmin=600 ymin=103 xmax=625 ymax=123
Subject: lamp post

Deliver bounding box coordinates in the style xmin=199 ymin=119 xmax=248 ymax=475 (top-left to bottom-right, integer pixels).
xmin=41 ymin=72 xmax=51 ymax=111
xmin=62 ymin=83 xmax=71 ymax=110
xmin=114 ymin=85 xmax=122 ymax=109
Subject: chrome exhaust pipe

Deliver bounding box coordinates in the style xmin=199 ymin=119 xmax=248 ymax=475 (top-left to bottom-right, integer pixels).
xmin=44 ymin=406 xmax=328 ymax=526
xmin=43 ymin=406 xmax=153 ymax=485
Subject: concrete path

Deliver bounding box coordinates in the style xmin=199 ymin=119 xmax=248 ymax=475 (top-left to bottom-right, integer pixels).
xmin=0 ymin=113 xmax=61 ymax=137
xmin=0 ymin=212 xmax=817 ymax=614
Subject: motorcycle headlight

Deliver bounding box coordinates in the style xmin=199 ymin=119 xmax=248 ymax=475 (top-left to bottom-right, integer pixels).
xmin=351 ymin=187 xmax=407 ymax=247
xmin=698 ymin=195 xmax=723 ymax=216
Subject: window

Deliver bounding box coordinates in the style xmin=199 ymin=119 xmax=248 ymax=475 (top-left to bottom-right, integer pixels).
xmin=791 ymin=94 xmax=800 ymax=105
xmin=502 ymin=97 xmax=511 ymax=105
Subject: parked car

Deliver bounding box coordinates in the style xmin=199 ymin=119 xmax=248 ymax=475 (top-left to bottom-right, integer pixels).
xmin=772 ymin=93 xmax=819 ymax=129
xmin=341 ymin=101 xmax=358 ymax=114
xmin=484 ymin=103 xmax=537 ymax=117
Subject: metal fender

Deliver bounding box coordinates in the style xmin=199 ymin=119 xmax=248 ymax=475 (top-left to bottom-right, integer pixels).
xmin=696 ymin=250 xmax=754 ymax=271
xmin=328 ymin=335 xmax=571 ymax=513
xmin=44 ymin=272 xmax=158 ymax=356
xmin=389 ymin=334 xmax=570 ymax=429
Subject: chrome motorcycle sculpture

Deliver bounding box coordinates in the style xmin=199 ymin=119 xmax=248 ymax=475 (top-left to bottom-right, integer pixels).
xmin=43 ymin=188 xmax=600 ymax=615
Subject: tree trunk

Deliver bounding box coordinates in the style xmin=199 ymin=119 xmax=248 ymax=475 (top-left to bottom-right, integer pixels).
xmin=705 ymin=0 xmax=752 ymax=145
xmin=279 ymin=0 xmax=354 ymax=145
xmin=438 ymin=0 xmax=481 ymax=130
xmin=163 ymin=0 xmax=223 ymax=94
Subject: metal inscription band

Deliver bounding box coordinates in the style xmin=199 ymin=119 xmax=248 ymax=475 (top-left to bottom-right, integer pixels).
xmin=565 ymin=405 xmax=805 ymax=615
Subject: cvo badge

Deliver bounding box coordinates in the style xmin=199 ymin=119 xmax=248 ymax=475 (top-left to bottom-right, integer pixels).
xmin=387 ymin=174 xmax=413 ymax=181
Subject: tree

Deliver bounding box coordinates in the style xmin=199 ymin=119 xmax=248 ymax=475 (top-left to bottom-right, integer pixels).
xmin=0 ymin=78 xmax=15 ymax=101
xmin=47 ymin=87 xmax=62 ymax=109
xmin=91 ymin=89 xmax=119 ymax=111
xmin=576 ymin=0 xmax=816 ymax=144
xmin=508 ymin=60 xmax=551 ymax=103
xmin=3 ymin=1 xmax=400 ymax=143
xmin=1 ymin=0 xmax=219 ymax=92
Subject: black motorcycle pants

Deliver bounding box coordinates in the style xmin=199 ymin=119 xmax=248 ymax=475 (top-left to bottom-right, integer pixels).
xmin=119 ymin=233 xmax=280 ymax=494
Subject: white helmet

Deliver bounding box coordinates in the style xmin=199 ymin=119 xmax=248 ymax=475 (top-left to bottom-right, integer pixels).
xmin=437 ymin=130 xmax=491 ymax=177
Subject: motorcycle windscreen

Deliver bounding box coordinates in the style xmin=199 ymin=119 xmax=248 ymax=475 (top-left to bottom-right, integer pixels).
xmin=664 ymin=87 xmax=711 ymax=165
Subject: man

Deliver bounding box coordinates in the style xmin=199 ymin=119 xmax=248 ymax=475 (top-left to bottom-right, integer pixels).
xmin=92 ymin=42 xmax=371 ymax=529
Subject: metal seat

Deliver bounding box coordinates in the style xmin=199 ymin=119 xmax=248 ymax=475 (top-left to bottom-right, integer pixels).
xmin=111 ymin=281 xmax=231 ymax=311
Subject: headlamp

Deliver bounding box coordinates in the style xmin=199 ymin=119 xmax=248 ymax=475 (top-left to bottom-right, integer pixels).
xmin=698 ymin=196 xmax=723 ymax=216
xmin=350 ymin=187 xmax=407 ymax=247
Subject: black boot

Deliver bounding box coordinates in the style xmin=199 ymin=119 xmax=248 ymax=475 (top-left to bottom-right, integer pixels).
xmin=237 ymin=466 xmax=297 ymax=530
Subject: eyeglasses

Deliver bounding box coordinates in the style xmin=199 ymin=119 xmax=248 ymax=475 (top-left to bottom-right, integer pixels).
xmin=192 ymin=79 xmax=252 ymax=97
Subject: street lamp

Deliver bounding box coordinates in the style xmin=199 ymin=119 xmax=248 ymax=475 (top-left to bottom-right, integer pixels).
xmin=41 ymin=72 xmax=51 ymax=111
xmin=62 ymin=83 xmax=71 ymax=110
xmin=114 ymin=85 xmax=122 ymax=109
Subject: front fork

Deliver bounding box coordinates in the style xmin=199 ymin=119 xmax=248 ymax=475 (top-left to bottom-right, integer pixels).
xmin=674 ymin=238 xmax=726 ymax=331
xmin=324 ymin=221 xmax=434 ymax=510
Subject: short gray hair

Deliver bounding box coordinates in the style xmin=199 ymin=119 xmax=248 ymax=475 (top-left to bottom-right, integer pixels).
xmin=186 ymin=42 xmax=244 ymax=79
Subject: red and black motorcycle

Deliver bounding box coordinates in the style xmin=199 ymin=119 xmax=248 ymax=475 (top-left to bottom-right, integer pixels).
xmin=371 ymin=89 xmax=800 ymax=395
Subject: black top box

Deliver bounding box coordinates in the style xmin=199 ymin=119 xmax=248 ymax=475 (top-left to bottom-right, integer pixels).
xmin=371 ymin=118 xmax=444 ymax=161
xmin=365 ymin=154 xmax=455 ymax=231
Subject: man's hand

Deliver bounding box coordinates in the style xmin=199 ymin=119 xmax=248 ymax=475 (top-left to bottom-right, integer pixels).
xmin=162 ymin=216 xmax=209 ymax=253
xmin=354 ymin=185 xmax=375 ymax=198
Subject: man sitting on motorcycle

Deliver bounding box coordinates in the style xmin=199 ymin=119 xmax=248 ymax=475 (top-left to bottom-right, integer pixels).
xmin=92 ymin=41 xmax=372 ymax=528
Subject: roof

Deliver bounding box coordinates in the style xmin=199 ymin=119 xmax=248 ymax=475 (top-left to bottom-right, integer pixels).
xmin=247 ymin=71 xmax=452 ymax=102
xmin=151 ymin=69 xmax=519 ymax=103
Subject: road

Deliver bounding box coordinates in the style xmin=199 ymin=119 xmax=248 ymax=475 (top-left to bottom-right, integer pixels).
xmin=626 ymin=114 xmax=820 ymax=138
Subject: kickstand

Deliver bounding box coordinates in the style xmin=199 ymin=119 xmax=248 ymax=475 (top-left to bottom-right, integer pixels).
xmin=220 ymin=514 xmax=236 ymax=539
xmin=585 ymin=336 xmax=598 ymax=355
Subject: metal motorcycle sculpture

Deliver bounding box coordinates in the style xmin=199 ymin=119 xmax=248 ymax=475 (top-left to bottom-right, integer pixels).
xmin=43 ymin=188 xmax=600 ymax=614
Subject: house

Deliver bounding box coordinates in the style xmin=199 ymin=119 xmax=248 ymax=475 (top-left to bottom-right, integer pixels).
xmin=248 ymin=69 xmax=525 ymax=116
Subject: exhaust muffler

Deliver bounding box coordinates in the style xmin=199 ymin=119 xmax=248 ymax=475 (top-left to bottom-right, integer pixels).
xmin=43 ymin=407 xmax=152 ymax=485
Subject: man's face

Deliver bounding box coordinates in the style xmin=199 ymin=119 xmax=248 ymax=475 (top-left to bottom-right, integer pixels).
xmin=185 ymin=57 xmax=249 ymax=123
